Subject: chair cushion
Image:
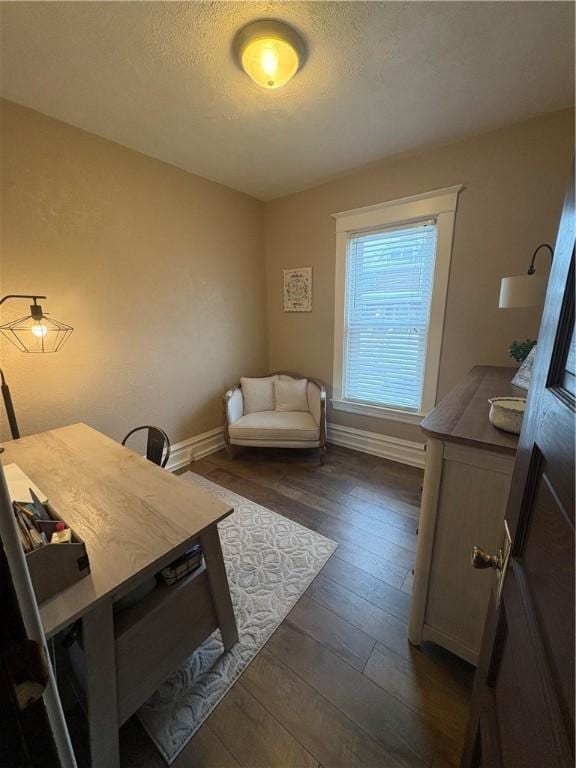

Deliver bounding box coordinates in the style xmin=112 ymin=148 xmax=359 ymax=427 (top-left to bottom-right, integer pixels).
xmin=274 ymin=378 xmax=309 ymax=412
xmin=228 ymin=411 xmax=319 ymax=441
xmin=240 ymin=376 xmax=277 ymax=414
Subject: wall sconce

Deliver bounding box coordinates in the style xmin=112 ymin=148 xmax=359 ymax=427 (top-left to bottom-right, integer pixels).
xmin=499 ymin=243 xmax=554 ymax=309
xmin=0 ymin=294 xmax=73 ymax=439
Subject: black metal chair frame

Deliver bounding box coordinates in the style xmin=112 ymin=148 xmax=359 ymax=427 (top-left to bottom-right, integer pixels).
xmin=122 ymin=425 xmax=171 ymax=468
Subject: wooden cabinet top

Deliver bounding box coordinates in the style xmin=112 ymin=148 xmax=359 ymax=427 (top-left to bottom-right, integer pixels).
xmin=421 ymin=366 xmax=523 ymax=454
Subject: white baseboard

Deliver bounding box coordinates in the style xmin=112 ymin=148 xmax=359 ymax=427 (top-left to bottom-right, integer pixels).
xmin=166 ymin=422 xmax=424 ymax=473
xmin=327 ymin=422 xmax=425 ymax=469
xmin=166 ymin=426 xmax=226 ymax=472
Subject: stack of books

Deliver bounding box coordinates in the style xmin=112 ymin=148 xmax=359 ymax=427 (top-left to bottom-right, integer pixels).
xmin=159 ymin=543 xmax=203 ymax=585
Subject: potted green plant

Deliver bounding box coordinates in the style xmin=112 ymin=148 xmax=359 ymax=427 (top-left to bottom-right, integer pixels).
xmin=508 ymin=339 xmax=536 ymax=365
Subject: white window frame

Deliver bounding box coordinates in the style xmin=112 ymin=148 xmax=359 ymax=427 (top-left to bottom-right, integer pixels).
xmin=332 ymin=185 xmax=463 ymax=424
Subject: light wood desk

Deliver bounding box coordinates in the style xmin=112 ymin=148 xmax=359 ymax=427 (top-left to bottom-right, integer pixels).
xmin=1 ymin=423 xmax=238 ymax=768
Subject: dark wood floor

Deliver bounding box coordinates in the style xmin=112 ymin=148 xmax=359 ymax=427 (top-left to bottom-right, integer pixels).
xmin=71 ymin=445 xmax=474 ymax=768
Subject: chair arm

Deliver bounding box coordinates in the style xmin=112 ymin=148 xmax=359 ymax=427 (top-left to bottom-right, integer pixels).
xmin=307 ymin=379 xmax=327 ymax=438
xmin=224 ymin=386 xmax=244 ymax=425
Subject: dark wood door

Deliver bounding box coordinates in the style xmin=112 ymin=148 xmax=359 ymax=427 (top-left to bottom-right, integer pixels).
xmin=462 ymin=169 xmax=575 ymax=768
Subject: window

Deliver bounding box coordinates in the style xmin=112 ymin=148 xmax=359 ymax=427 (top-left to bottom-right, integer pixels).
xmin=332 ymin=186 xmax=462 ymax=424
xmin=344 ymin=220 xmax=437 ymax=411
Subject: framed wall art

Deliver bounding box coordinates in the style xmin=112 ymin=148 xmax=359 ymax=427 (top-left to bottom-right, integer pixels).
xmin=283 ymin=267 xmax=312 ymax=312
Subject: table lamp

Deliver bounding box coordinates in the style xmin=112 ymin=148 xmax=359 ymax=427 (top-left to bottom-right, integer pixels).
xmin=0 ymin=294 xmax=73 ymax=439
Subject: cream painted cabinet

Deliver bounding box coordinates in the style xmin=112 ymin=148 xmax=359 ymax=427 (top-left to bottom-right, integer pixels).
xmin=408 ymin=366 xmax=520 ymax=665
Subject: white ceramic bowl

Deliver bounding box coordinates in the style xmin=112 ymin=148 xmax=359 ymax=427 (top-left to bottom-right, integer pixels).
xmin=488 ymin=397 xmax=526 ymax=435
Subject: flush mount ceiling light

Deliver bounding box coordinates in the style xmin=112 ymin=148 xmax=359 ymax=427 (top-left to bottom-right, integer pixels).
xmin=235 ymin=19 xmax=306 ymax=90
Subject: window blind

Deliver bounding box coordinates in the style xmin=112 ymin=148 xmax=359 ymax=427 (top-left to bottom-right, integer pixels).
xmin=343 ymin=220 xmax=437 ymax=412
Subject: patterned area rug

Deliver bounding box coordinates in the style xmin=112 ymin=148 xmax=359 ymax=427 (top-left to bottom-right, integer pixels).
xmin=137 ymin=472 xmax=337 ymax=764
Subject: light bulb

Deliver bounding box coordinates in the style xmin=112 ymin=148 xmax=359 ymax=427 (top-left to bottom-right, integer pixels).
xmin=31 ymin=323 xmax=48 ymax=337
xmin=237 ymin=21 xmax=304 ymax=90
xmin=261 ymin=47 xmax=279 ymax=77
xmin=241 ymin=38 xmax=298 ymax=89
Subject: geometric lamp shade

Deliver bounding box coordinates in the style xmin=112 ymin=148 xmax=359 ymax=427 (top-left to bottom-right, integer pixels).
xmin=0 ymin=312 xmax=73 ymax=353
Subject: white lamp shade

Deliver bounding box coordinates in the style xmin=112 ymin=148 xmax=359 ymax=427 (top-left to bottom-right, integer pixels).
xmin=499 ymin=273 xmax=548 ymax=309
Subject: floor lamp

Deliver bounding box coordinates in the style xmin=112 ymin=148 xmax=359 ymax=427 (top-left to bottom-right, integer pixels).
xmin=0 ymin=294 xmax=73 ymax=439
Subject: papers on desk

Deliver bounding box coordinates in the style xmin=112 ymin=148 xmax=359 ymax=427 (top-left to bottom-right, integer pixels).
xmin=4 ymin=463 xmax=48 ymax=504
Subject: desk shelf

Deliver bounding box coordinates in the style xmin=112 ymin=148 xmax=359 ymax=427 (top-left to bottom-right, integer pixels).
xmin=115 ymin=565 xmax=218 ymax=724
xmin=67 ymin=565 xmax=221 ymax=725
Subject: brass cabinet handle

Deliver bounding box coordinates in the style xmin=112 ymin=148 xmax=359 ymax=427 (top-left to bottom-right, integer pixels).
xmin=471 ymin=546 xmax=504 ymax=571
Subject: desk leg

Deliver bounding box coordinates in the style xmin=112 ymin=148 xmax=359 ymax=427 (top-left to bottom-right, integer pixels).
xmin=201 ymin=525 xmax=239 ymax=650
xmin=82 ymin=599 xmax=119 ymax=768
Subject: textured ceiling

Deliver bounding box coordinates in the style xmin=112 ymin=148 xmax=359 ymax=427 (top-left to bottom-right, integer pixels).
xmin=1 ymin=1 xmax=574 ymax=200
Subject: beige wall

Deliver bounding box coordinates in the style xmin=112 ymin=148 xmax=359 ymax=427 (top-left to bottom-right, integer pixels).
xmin=264 ymin=109 xmax=574 ymax=443
xmin=0 ymin=99 xmax=267 ymax=444
xmin=1 ymin=101 xmax=573 ymax=450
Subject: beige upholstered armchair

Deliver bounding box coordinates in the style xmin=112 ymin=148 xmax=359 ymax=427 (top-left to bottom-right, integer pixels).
xmin=223 ymin=372 xmax=327 ymax=464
